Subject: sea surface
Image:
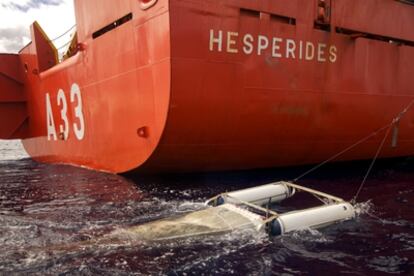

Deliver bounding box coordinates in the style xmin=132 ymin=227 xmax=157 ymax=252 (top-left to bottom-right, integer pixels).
xmin=0 ymin=140 xmax=413 ymax=275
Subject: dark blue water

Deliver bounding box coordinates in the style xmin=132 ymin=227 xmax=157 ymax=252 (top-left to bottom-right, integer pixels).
xmin=0 ymin=141 xmax=413 ymax=275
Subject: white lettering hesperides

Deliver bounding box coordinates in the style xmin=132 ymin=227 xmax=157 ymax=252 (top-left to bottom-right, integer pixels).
xmin=209 ymin=30 xmax=223 ymax=52
xmin=286 ymin=39 xmax=296 ymax=59
xmin=227 ymin=32 xmax=239 ymax=53
xmin=317 ymin=43 xmax=327 ymax=62
xmin=258 ymin=35 xmax=269 ymax=56
xmin=271 ymin=37 xmax=283 ymax=58
xmin=243 ymin=34 xmax=254 ymax=54
xmin=305 ymin=42 xmax=315 ymax=61
xmin=208 ymin=29 xmax=338 ymax=63
xmin=329 ymin=45 xmax=337 ymax=63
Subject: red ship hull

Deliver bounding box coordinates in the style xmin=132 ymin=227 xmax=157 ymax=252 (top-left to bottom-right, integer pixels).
xmin=1 ymin=0 xmax=414 ymax=173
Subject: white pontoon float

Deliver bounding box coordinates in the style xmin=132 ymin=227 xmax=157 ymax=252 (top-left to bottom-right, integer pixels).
xmin=110 ymin=182 xmax=355 ymax=241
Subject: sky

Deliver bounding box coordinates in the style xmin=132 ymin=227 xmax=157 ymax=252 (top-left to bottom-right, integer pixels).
xmin=0 ymin=0 xmax=76 ymax=53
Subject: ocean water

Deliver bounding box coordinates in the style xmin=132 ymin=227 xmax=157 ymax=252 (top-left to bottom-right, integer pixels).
xmin=0 ymin=140 xmax=413 ymax=275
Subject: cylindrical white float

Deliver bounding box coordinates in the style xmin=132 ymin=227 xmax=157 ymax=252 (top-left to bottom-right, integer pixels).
xmin=218 ymin=182 xmax=295 ymax=206
xmin=268 ymin=203 xmax=355 ymax=236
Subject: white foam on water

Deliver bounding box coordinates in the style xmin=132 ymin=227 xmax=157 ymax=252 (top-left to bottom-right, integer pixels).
xmin=354 ymin=200 xmax=375 ymax=216
xmin=0 ymin=140 xmax=28 ymax=161
xmin=285 ymin=228 xmax=333 ymax=243
xmin=176 ymin=201 xmax=206 ymax=213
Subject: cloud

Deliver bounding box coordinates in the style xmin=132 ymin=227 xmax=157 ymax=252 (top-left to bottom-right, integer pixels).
xmin=0 ymin=26 xmax=30 ymax=53
xmin=2 ymin=0 xmax=64 ymax=12
xmin=0 ymin=0 xmax=75 ymax=54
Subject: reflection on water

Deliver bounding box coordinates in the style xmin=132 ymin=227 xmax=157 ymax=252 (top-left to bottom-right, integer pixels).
xmin=0 ymin=140 xmax=413 ymax=274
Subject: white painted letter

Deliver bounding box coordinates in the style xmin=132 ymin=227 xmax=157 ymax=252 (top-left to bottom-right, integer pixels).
xmin=257 ymin=35 xmax=269 ymax=55
xmin=286 ymin=39 xmax=296 ymax=59
xmin=227 ymin=32 xmax=239 ymax=53
xmin=70 ymin=83 xmax=85 ymax=140
xmin=329 ymin=45 xmax=337 ymax=63
xmin=305 ymin=42 xmax=315 ymax=61
xmin=57 ymin=89 xmax=69 ymax=140
xmin=299 ymin=40 xmax=304 ymax=60
xmin=243 ymin=34 xmax=254 ymax=54
xmin=209 ymin=29 xmax=223 ymax=52
xmin=317 ymin=43 xmax=327 ymax=62
xmin=272 ymin=37 xmax=283 ymax=58
xmin=46 ymin=93 xmax=57 ymax=141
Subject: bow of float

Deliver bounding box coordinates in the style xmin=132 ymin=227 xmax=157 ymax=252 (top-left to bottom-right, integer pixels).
xmin=108 ymin=182 xmax=355 ymax=241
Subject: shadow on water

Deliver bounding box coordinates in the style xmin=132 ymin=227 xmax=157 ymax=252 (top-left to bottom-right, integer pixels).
xmin=0 ymin=155 xmax=413 ymax=275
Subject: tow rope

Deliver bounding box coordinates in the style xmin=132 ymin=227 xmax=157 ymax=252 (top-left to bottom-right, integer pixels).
xmin=291 ymin=98 xmax=414 ymax=203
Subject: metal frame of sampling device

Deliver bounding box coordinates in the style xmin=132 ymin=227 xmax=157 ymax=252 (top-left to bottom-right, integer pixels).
xmin=205 ymin=181 xmax=355 ymax=237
